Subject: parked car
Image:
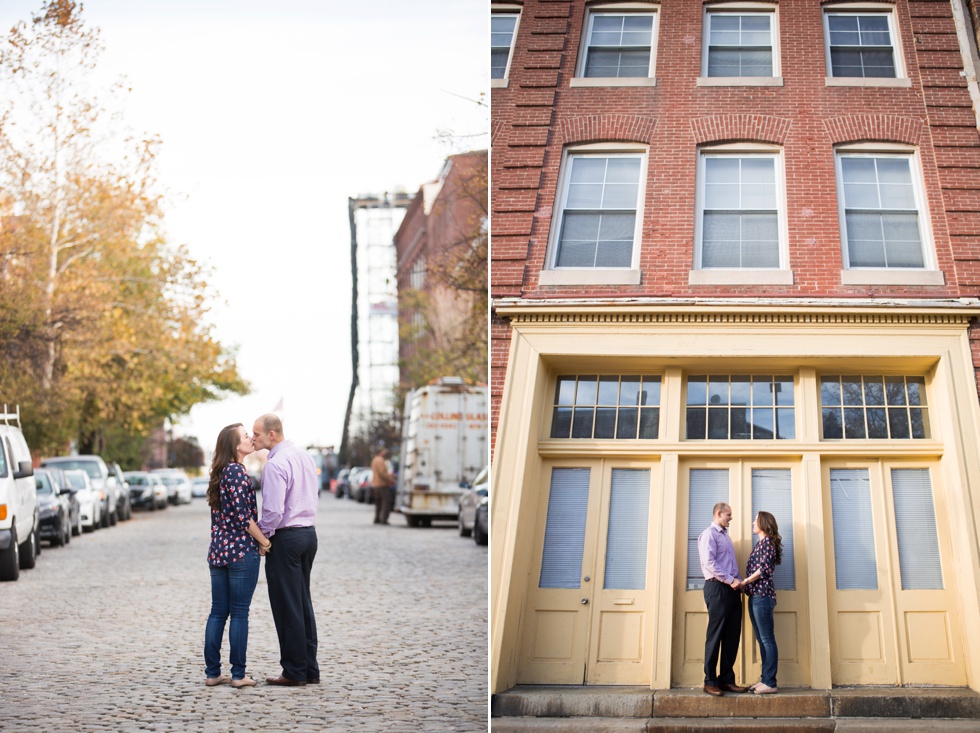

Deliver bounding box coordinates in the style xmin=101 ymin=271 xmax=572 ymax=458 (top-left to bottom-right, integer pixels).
xmin=333 ymin=467 xmax=351 ymax=499
xmin=108 ymin=462 xmax=131 ymax=521
xmin=349 ymin=466 xmax=372 ymax=503
xmin=0 ymin=406 xmax=39 ymax=581
xmin=151 ymin=468 xmax=192 ymax=505
xmin=63 ymin=469 xmax=101 ymax=532
xmin=42 ymin=466 xmax=80 ymax=537
xmin=35 ymin=468 xmax=73 ymax=547
xmin=123 ymin=471 xmax=167 ymax=511
xmin=190 ymin=476 xmax=209 ymax=499
xmin=41 ymin=455 xmax=117 ymax=527
xmin=474 ymin=500 xmax=488 ymax=546
xmin=458 ymin=465 xmax=489 ymax=538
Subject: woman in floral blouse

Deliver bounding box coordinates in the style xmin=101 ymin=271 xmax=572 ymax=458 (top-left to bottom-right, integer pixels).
xmin=743 ymin=510 xmax=782 ymax=695
xmin=203 ymin=423 xmax=271 ymax=688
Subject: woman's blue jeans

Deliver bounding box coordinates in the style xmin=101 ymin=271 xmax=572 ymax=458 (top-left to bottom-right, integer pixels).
xmin=204 ymin=546 xmax=260 ymax=679
xmin=748 ymin=595 xmax=778 ymax=688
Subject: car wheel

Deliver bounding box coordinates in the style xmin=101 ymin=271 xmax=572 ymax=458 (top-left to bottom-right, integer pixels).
xmin=474 ymin=521 xmax=488 ymax=546
xmin=335 ymin=487 xmax=345 ymax=500
xmin=458 ymin=511 xmax=472 ymax=538
xmin=405 ymin=515 xmax=420 ymax=528
xmin=19 ymin=525 xmax=37 ymax=569
xmin=64 ymin=520 xmax=71 ymax=545
xmin=0 ymin=524 xmax=19 ymax=581
xmin=53 ymin=516 xmax=65 ymax=547
xmin=110 ymin=510 xmax=118 ymax=526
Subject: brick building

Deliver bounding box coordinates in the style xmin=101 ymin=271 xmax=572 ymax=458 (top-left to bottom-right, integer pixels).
xmin=490 ymin=0 xmax=980 ymax=693
xmin=394 ymin=150 xmax=488 ymax=391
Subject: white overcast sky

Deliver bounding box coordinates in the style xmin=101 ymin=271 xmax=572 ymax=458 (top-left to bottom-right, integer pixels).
xmin=0 ymin=0 xmax=488 ymax=452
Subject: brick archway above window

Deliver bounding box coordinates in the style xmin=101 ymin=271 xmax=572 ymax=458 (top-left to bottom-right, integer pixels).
xmin=823 ymin=115 xmax=924 ymax=146
xmin=690 ymin=115 xmax=792 ymax=146
xmin=556 ymin=115 xmax=659 ymax=146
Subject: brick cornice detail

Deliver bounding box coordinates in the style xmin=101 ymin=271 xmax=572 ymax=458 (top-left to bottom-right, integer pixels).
xmin=505 ymin=311 xmax=971 ymax=327
xmin=690 ymin=115 xmax=792 ymax=145
xmin=556 ymin=114 xmax=659 ymax=145
xmin=822 ymin=115 xmax=924 ymax=146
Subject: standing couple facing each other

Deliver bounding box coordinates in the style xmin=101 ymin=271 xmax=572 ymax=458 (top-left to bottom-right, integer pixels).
xmin=203 ymin=414 xmax=320 ymax=688
xmin=698 ymin=502 xmax=782 ymax=696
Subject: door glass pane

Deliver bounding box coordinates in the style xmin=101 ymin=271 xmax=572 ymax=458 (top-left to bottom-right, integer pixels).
xmin=604 ymin=469 xmax=650 ymax=589
xmin=751 ymin=469 xmax=795 ymax=590
xmin=829 ymin=468 xmax=878 ymax=590
xmin=687 ymin=469 xmax=729 ymax=590
xmin=539 ymin=468 xmax=590 ymax=589
xmin=892 ymin=468 xmax=943 ymax=590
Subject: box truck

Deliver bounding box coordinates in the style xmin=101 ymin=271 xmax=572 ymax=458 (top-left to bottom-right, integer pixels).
xmin=395 ymin=377 xmax=487 ymax=527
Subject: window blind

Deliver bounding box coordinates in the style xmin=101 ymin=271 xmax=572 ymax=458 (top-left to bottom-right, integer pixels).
xmin=830 ymin=468 xmax=878 ymax=590
xmin=751 ymin=468 xmax=795 ymax=590
xmin=687 ymin=469 xmax=729 ymax=590
xmin=539 ymin=468 xmax=590 ymax=589
xmin=891 ymin=468 xmax=943 ymax=590
xmin=604 ymin=469 xmax=650 ymax=589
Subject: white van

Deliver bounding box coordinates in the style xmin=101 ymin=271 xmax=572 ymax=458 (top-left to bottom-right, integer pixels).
xmin=395 ymin=377 xmax=488 ymax=527
xmin=0 ymin=406 xmax=39 ymax=581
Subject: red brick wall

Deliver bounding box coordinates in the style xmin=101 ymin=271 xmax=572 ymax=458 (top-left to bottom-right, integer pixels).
xmin=490 ymin=0 xmax=980 ymax=440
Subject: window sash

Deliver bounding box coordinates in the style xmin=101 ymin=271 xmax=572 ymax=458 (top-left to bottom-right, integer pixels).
xmin=820 ymin=375 xmax=929 ymax=440
xmin=539 ymin=468 xmax=590 ymax=588
xmin=891 ymin=468 xmax=943 ymax=590
xmin=706 ymin=12 xmax=774 ymax=77
xmin=827 ymin=13 xmax=897 ymax=78
xmin=604 ymin=469 xmax=650 ymax=589
xmin=686 ymin=375 xmax=795 ymax=440
xmin=829 ymin=468 xmax=878 ymax=590
xmin=751 ymin=469 xmax=795 ymax=591
xmin=584 ymin=13 xmax=655 ymax=78
xmin=687 ymin=469 xmax=729 ymax=590
xmin=554 ymin=155 xmax=642 ymax=269
xmin=552 ymin=375 xmax=661 ymax=439
xmin=491 ymin=13 xmax=518 ymax=79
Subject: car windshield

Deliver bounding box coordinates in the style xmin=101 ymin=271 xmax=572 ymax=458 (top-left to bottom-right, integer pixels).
xmin=159 ymin=476 xmax=180 ymax=485
xmin=48 ymin=460 xmax=100 ymax=478
xmin=127 ymin=475 xmax=147 ymax=485
xmin=65 ymin=473 xmax=86 ymax=489
xmin=35 ymin=473 xmax=53 ymax=493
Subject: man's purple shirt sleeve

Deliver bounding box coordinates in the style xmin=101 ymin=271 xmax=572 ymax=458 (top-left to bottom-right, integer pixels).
xmin=698 ymin=524 xmax=741 ymax=584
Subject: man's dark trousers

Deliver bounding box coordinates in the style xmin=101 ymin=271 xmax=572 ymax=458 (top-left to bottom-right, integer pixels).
xmin=703 ymin=578 xmax=742 ymax=685
xmin=266 ymin=527 xmax=319 ymax=682
xmin=373 ymin=485 xmax=392 ymax=523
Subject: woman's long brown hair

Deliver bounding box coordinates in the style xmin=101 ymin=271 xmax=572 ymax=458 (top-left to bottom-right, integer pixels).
xmin=207 ymin=423 xmax=243 ymax=511
xmin=756 ymin=510 xmax=783 ymax=565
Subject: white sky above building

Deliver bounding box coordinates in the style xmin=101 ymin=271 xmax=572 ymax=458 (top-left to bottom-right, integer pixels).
xmin=0 ymin=0 xmax=489 ymax=454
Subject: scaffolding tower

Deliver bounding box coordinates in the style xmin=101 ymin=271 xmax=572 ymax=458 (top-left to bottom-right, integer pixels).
xmin=342 ymin=192 xmax=412 ymax=459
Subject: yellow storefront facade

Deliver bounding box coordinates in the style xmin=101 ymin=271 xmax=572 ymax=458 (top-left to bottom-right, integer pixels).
xmin=489 ymin=301 xmax=980 ymax=693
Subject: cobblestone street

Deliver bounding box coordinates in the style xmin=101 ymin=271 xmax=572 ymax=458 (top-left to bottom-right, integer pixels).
xmin=0 ymin=493 xmax=488 ymax=732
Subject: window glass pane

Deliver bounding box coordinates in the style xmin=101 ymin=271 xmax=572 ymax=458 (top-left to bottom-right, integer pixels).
xmin=910 ymin=408 xmax=929 ymax=439
xmin=753 ymin=376 xmax=775 ymax=406
xmin=576 ymin=376 xmax=598 ymax=405
xmin=844 ymin=407 xmax=866 ymax=438
xmin=888 ymin=407 xmax=910 ymax=439
xmin=598 ymin=376 xmax=619 ymax=405
xmin=617 ymin=408 xmax=638 ymax=439
xmin=866 ymin=407 xmax=888 ymax=438
xmin=540 ymin=468 xmax=590 ymax=588
xmin=687 ymin=408 xmax=707 ymax=439
xmin=604 ymin=469 xmax=650 ymax=589
xmin=708 ymin=378 xmax=729 ymax=405
xmin=752 ymin=469 xmax=795 ymax=590
xmin=552 ymin=407 xmax=572 ymax=438
xmin=731 ymin=376 xmax=751 ymax=405
xmin=687 ymin=377 xmax=708 ymax=405
xmin=594 ymin=407 xmax=616 ymax=439
xmin=638 ymin=407 xmax=659 ymax=438
xmin=556 ymin=376 xmax=576 ymax=405
xmin=864 ymin=376 xmax=885 ymax=406
xmin=842 ymin=377 xmax=863 ymax=404
xmin=774 ymin=377 xmax=795 ymax=405
xmin=821 ymin=377 xmax=841 ymax=405
xmin=731 ymin=407 xmax=751 ymax=439
xmin=906 ymin=377 xmax=925 ymax=406
xmin=892 ymin=468 xmax=943 ymax=590
xmin=688 ymin=469 xmax=728 ymax=590
xmin=776 ymin=408 xmax=796 ymax=439
xmin=751 ymin=407 xmax=774 ymax=438
xmin=620 ymin=377 xmax=641 ymax=406
xmin=708 ymin=407 xmax=729 ymax=438
xmin=885 ymin=376 xmax=907 ymax=405
xmin=830 ymin=468 xmax=878 ymax=590
xmin=571 ymin=408 xmax=594 ymax=438
xmin=640 ymin=377 xmax=661 ymax=406
xmin=823 ymin=407 xmax=844 ymax=439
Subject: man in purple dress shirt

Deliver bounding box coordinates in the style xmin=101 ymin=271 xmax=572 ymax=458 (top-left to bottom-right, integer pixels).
xmin=697 ymin=502 xmax=748 ymax=697
xmin=252 ymin=413 xmax=320 ymax=687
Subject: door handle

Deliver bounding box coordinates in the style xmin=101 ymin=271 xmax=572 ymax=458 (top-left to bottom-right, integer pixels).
xmin=581 ymin=598 xmax=589 ymax=605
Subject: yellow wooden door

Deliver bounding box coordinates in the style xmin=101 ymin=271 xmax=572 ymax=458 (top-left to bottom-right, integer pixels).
xmin=518 ymin=460 xmax=657 ymax=685
xmin=823 ymin=461 xmax=965 ymax=685
xmin=673 ymin=461 xmax=808 ymax=688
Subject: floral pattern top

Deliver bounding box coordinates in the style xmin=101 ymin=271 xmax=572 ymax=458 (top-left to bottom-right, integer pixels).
xmin=207 ymin=462 xmax=257 ymax=567
xmin=745 ymin=535 xmax=778 ymax=604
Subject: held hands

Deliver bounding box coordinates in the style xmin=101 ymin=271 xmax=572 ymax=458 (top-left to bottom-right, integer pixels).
xmin=729 ymin=578 xmax=742 ymax=590
xmin=259 ymin=540 xmax=271 ymax=556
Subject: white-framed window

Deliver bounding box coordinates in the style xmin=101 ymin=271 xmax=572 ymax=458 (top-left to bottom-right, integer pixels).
xmin=491 ymin=9 xmax=520 ymax=84
xmin=574 ymin=5 xmax=659 ymax=84
xmin=550 ymin=374 xmax=661 ymax=439
xmin=824 ymin=6 xmax=905 ymax=82
xmin=836 ymin=147 xmax=932 ymax=271
xmin=702 ymin=7 xmax=778 ymax=78
xmin=695 ymin=146 xmax=786 ymax=271
xmin=820 ymin=374 xmax=930 ymax=440
xmin=686 ymin=374 xmax=796 ymax=440
xmin=546 ymin=146 xmax=646 ymax=274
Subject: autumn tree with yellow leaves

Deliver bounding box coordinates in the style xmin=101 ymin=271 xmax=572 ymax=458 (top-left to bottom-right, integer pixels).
xmin=0 ymin=1 xmax=247 ymax=458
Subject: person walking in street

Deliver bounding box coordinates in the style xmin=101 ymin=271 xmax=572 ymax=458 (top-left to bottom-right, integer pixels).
xmin=370 ymin=447 xmax=394 ymax=525
xmin=204 ymin=423 xmax=271 ymax=689
xmin=697 ymin=502 xmax=748 ymax=697
xmin=743 ymin=511 xmax=782 ymax=695
xmin=252 ymin=413 xmax=320 ymax=687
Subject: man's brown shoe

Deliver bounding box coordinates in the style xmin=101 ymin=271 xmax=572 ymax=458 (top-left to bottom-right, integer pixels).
xmin=722 ymin=683 xmax=749 ymax=693
xmin=266 ymin=675 xmax=307 ymax=687
xmin=703 ymin=684 xmax=724 ymax=696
